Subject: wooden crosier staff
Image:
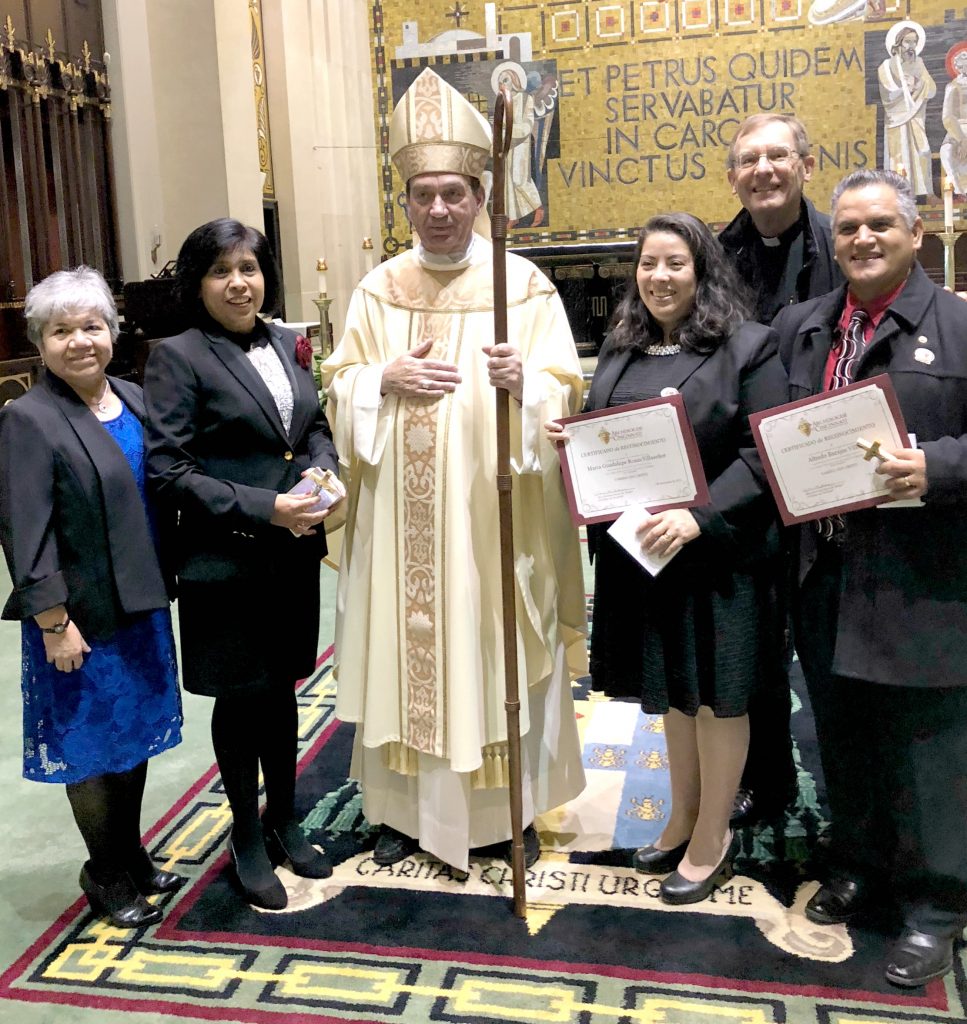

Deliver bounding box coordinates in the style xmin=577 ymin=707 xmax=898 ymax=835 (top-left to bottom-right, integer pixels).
xmin=491 ymin=85 xmax=527 ymax=918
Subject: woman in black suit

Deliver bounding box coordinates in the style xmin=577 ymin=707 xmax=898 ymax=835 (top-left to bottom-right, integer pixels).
xmin=548 ymin=214 xmax=786 ymax=904
xmin=144 ymin=220 xmax=342 ymax=910
xmin=0 ymin=267 xmax=184 ymax=928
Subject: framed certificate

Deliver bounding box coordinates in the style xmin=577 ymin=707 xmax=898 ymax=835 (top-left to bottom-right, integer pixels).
xmin=750 ymin=374 xmax=909 ymax=526
xmin=557 ymin=395 xmax=709 ymax=526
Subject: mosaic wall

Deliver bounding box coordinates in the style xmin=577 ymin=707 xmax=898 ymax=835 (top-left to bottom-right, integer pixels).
xmin=369 ymin=0 xmax=967 ymax=247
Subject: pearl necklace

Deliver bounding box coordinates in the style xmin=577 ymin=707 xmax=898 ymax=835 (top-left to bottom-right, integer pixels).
xmin=642 ymin=342 xmax=681 ymax=356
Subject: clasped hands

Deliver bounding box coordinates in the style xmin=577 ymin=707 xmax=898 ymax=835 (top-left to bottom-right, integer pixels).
xmin=544 ymin=420 xmax=700 ymax=557
xmin=380 ymin=338 xmax=523 ymax=403
xmin=272 ymin=472 xmax=347 ymax=536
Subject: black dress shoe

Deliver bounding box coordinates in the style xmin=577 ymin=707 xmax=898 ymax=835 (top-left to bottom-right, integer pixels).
xmin=79 ymin=862 xmax=163 ymax=929
xmin=804 ymin=877 xmax=866 ymax=925
xmin=659 ymin=833 xmax=740 ymax=906
xmin=264 ymin=821 xmax=333 ymax=879
xmin=632 ymin=839 xmax=689 ymax=875
xmin=885 ymin=929 xmax=954 ymax=988
xmin=499 ymin=825 xmax=541 ymax=869
xmin=730 ymin=785 xmax=797 ymax=828
xmin=127 ymin=847 xmax=187 ymax=896
xmin=373 ymin=826 xmax=420 ymax=866
xmin=229 ymin=833 xmax=287 ymax=910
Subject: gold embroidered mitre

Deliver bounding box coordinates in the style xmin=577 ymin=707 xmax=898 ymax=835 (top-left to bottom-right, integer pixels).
xmin=389 ymin=68 xmax=492 ymax=183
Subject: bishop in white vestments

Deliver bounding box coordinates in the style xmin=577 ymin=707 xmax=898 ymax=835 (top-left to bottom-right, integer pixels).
xmin=322 ymin=69 xmax=587 ymax=872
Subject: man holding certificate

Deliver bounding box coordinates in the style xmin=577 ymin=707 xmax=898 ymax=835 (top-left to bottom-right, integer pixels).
xmin=549 ymin=213 xmax=787 ymax=904
xmin=773 ymin=168 xmax=967 ymax=987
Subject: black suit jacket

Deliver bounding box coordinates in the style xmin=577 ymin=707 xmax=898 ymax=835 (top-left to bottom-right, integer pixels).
xmin=143 ymin=323 xmax=338 ymax=583
xmin=586 ymin=321 xmax=787 ymax=570
xmin=0 ymin=371 xmax=169 ymax=640
xmin=774 ymin=263 xmax=967 ymax=688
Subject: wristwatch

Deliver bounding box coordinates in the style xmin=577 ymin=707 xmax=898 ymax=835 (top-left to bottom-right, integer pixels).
xmin=40 ymin=615 xmax=70 ymax=635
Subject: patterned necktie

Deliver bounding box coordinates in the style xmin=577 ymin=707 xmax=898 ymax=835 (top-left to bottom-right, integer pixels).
xmin=817 ymin=309 xmax=869 ymax=541
xmin=829 ymin=309 xmax=868 ymax=390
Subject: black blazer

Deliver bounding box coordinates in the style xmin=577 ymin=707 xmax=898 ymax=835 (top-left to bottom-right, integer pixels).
xmin=0 ymin=371 xmax=169 ymax=640
xmin=586 ymin=321 xmax=787 ymax=569
xmin=143 ymin=323 xmax=338 ymax=583
xmin=775 ymin=263 xmax=967 ymax=688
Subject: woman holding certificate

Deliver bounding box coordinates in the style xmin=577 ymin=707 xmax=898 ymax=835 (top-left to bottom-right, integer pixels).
xmin=143 ymin=219 xmax=343 ymax=910
xmin=548 ymin=213 xmax=786 ymax=904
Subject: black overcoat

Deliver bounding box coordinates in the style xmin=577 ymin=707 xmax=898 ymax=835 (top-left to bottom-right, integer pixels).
xmin=774 ymin=263 xmax=967 ymax=688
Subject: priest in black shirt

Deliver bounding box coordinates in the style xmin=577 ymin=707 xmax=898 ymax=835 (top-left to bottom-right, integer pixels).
xmin=719 ymin=114 xmax=843 ymax=827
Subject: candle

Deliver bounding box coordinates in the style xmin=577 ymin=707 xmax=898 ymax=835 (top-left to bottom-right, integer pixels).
xmin=895 ymin=162 xmax=907 ymax=180
xmin=944 ymin=174 xmax=955 ymax=232
xmin=316 ymin=257 xmax=328 ymax=297
xmin=362 ymin=237 xmax=375 ymax=274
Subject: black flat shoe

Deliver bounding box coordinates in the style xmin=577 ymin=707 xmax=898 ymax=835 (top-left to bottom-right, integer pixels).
xmin=885 ymin=929 xmax=954 ymax=988
xmin=79 ymin=862 xmax=163 ymax=929
xmin=499 ymin=825 xmax=541 ymax=869
xmin=373 ymin=825 xmax=420 ymax=866
xmin=229 ymin=834 xmax=287 ymax=910
xmin=804 ymin=877 xmax=866 ymax=925
xmin=128 ymin=846 xmax=187 ymax=896
xmin=633 ymin=839 xmax=689 ymax=875
xmin=264 ymin=821 xmax=333 ymax=879
xmin=659 ymin=833 xmax=740 ymax=906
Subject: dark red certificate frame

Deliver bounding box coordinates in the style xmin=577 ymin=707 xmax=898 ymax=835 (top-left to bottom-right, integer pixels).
xmin=749 ymin=374 xmax=909 ymax=526
xmin=557 ymin=395 xmax=709 ymax=526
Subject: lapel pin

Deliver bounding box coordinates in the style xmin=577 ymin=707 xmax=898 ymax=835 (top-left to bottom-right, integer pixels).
xmin=660 ymin=387 xmax=679 ymax=397
xmin=914 ymin=348 xmax=935 ymax=365
xmin=916 ymin=335 xmax=929 ymax=345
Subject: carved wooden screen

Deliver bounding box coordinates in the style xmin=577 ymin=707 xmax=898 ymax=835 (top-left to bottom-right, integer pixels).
xmin=0 ymin=2 xmax=117 ymax=365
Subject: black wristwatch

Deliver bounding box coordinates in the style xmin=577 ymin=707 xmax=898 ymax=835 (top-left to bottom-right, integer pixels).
xmin=40 ymin=615 xmax=71 ymax=635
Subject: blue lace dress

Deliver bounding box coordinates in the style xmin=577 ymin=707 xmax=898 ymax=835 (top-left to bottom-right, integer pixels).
xmin=20 ymin=402 xmax=183 ymax=783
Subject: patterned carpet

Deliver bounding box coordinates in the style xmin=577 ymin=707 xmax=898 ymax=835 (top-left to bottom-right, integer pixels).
xmin=2 ymin=643 xmax=965 ymax=1024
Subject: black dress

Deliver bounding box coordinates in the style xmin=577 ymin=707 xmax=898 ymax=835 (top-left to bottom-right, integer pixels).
xmin=587 ymin=334 xmax=785 ymax=718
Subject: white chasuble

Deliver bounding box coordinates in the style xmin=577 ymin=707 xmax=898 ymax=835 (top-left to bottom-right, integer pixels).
xmin=322 ymin=238 xmax=588 ymax=867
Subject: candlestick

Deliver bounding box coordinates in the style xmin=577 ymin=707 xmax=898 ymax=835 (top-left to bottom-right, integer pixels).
xmin=362 ymin=237 xmax=375 ymax=275
xmin=316 ymin=257 xmax=328 ymax=297
xmin=943 ymin=174 xmax=955 ymax=233
xmin=313 ymin=295 xmax=334 ymax=358
xmin=895 ymin=162 xmax=907 ymax=180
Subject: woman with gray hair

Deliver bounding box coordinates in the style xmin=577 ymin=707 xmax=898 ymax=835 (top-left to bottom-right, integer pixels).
xmin=0 ymin=266 xmax=184 ymax=930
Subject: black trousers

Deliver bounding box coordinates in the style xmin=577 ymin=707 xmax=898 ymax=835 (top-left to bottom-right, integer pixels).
xmin=797 ymin=543 xmax=967 ymax=939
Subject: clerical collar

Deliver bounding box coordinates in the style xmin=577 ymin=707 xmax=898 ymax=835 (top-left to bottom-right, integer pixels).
xmin=758 ymin=216 xmax=803 ymax=248
xmin=416 ymin=234 xmax=477 ymax=271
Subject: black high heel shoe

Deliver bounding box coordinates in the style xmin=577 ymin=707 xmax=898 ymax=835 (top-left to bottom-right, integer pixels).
xmin=79 ymin=862 xmax=163 ymax=928
xmin=659 ymin=832 xmax=740 ymax=905
xmin=264 ymin=821 xmax=333 ymax=879
xmin=229 ymin=832 xmax=288 ymax=910
xmin=128 ymin=846 xmax=187 ymax=896
xmin=632 ymin=838 xmax=689 ymax=875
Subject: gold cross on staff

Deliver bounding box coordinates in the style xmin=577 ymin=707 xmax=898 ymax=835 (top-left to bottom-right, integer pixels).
xmin=447 ymin=1 xmax=469 ymax=28
xmin=856 ymin=437 xmax=889 ymax=464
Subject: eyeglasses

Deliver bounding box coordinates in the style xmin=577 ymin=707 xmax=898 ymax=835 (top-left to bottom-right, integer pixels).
xmin=732 ymin=145 xmax=801 ymax=171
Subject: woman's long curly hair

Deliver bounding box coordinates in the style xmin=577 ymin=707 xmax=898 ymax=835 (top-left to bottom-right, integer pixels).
xmin=610 ymin=213 xmax=753 ymax=354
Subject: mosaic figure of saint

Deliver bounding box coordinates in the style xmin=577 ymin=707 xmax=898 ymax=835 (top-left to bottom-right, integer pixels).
xmin=940 ymin=46 xmax=967 ymax=199
xmin=491 ymin=61 xmax=557 ymax=227
xmin=877 ymin=20 xmax=937 ymax=198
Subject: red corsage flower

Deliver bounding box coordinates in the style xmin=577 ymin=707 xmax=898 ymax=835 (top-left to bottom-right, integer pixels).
xmin=295 ymin=334 xmax=313 ymax=370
